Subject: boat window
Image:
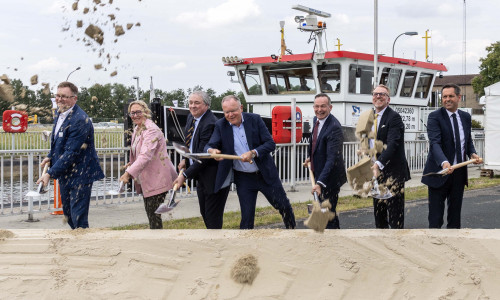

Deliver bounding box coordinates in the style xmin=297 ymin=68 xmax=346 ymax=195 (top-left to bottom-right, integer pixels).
xmin=263 ymin=64 xmax=315 ymax=95
xmin=317 ymin=63 xmax=341 ymax=93
xmin=414 ymin=72 xmax=434 ymax=99
xmin=348 ymin=64 xmax=377 ymax=94
xmin=379 ymin=67 xmax=402 ymax=96
xmin=400 ymin=70 xmax=418 ymax=97
xmin=239 ymin=68 xmax=262 ymax=95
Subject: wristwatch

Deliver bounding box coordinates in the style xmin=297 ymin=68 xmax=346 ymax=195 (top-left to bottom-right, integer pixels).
xmin=251 ymin=150 xmax=256 ymax=158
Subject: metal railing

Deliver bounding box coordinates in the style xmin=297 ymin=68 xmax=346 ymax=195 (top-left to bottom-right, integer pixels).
xmin=0 ymin=138 xmax=485 ymax=216
xmin=0 ymin=130 xmax=124 ymax=150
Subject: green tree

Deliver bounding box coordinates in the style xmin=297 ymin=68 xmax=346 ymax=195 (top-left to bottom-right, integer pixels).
xmin=472 ymin=41 xmax=500 ymax=96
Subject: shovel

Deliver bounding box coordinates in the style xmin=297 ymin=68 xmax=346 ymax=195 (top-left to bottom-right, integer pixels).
xmin=107 ymin=180 xmax=125 ymax=195
xmin=370 ymin=176 xmax=393 ymax=200
xmin=155 ymin=183 xmax=181 ymax=214
xmin=172 ymin=142 xmax=251 ymax=163
xmin=303 ymin=162 xmax=334 ymax=233
xmin=26 ymin=164 xmax=49 ymax=197
xmin=422 ymin=158 xmax=482 ymax=177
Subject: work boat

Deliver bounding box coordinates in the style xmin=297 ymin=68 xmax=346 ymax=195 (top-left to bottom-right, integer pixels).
xmin=221 ymin=5 xmax=447 ymax=141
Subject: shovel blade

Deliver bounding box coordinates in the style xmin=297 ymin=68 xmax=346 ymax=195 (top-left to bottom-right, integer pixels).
xmin=155 ymin=203 xmax=173 ymax=214
xmin=26 ymin=191 xmax=41 ymax=197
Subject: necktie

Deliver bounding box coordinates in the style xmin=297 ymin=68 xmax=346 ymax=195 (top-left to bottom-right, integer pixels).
xmin=310 ymin=121 xmax=319 ymax=172
xmin=185 ymin=118 xmax=196 ymax=147
xmin=451 ymin=113 xmax=462 ymax=163
xmin=373 ymin=113 xmax=379 ymax=138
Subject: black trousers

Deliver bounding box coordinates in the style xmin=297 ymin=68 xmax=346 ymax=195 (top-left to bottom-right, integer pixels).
xmin=143 ymin=192 xmax=167 ymax=229
xmin=197 ymin=179 xmax=230 ymax=229
xmin=428 ymin=168 xmax=466 ymax=229
xmin=373 ymin=181 xmax=405 ymax=229
xmin=234 ymin=170 xmax=296 ymax=229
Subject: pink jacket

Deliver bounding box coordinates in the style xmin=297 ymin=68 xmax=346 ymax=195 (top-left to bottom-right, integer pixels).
xmin=126 ymin=119 xmax=177 ymax=198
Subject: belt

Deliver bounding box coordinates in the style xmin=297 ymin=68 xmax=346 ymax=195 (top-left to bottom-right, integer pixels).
xmin=235 ymin=170 xmax=260 ymax=175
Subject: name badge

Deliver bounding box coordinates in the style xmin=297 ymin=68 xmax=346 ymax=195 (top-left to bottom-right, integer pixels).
xmin=59 ymin=132 xmax=63 ymax=138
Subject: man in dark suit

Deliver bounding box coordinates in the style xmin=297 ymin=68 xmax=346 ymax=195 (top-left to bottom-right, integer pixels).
xmin=37 ymin=81 xmax=104 ymax=229
xmin=422 ymin=84 xmax=480 ymax=229
xmin=205 ymin=95 xmax=296 ymax=229
xmin=371 ymin=84 xmax=410 ymax=229
xmin=304 ymin=93 xmax=346 ymax=229
xmin=173 ymin=91 xmax=230 ymax=229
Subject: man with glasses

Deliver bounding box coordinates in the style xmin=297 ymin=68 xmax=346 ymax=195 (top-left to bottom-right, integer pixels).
xmin=370 ymin=84 xmax=410 ymax=229
xmin=205 ymin=95 xmax=296 ymax=229
xmin=303 ymin=93 xmax=346 ymax=229
xmin=37 ymin=81 xmax=104 ymax=229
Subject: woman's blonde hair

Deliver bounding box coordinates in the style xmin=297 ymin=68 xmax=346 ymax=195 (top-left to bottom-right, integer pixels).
xmin=128 ymin=100 xmax=152 ymax=119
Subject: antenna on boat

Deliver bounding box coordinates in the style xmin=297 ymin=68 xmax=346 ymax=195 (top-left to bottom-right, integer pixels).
xmin=292 ymin=4 xmax=331 ymax=54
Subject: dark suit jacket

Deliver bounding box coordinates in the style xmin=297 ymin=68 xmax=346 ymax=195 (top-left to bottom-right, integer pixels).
xmin=48 ymin=104 xmax=104 ymax=185
xmin=376 ymin=106 xmax=410 ymax=184
xmin=309 ymin=114 xmax=347 ymax=191
xmin=184 ymin=110 xmax=219 ymax=194
xmin=421 ymin=107 xmax=476 ymax=188
xmin=205 ymin=112 xmax=278 ymax=193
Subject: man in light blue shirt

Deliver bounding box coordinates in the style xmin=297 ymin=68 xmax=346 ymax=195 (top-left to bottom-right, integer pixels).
xmin=206 ymin=95 xmax=296 ymax=229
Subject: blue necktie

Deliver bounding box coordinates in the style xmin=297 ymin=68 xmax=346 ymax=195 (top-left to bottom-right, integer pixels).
xmin=452 ymin=113 xmax=462 ymax=163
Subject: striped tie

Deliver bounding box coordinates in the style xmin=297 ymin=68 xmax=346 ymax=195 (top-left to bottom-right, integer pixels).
xmin=185 ymin=119 xmax=196 ymax=147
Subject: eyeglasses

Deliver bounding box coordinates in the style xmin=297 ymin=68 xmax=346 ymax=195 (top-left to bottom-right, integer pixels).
xmin=129 ymin=110 xmax=144 ymax=117
xmin=372 ymin=92 xmax=388 ymax=97
xmin=55 ymin=94 xmax=75 ymax=100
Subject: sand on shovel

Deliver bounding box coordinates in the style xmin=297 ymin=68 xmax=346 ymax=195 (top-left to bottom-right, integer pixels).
xmin=304 ymin=201 xmax=335 ymax=233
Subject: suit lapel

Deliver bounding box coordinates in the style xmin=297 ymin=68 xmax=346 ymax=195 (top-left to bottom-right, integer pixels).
xmin=223 ymin=119 xmax=235 ymax=153
xmin=377 ymin=107 xmax=390 ymax=139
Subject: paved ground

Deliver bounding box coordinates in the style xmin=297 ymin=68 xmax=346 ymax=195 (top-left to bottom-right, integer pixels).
xmin=0 ymin=167 xmax=487 ymax=229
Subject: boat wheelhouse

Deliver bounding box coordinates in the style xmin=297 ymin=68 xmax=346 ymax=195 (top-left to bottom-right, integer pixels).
xmin=222 ymin=5 xmax=447 ymax=140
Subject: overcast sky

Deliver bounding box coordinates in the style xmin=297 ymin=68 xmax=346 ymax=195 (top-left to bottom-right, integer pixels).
xmin=1 ymin=0 xmax=498 ymax=95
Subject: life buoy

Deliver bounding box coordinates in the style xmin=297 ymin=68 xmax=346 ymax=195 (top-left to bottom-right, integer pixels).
xmin=2 ymin=110 xmax=28 ymax=133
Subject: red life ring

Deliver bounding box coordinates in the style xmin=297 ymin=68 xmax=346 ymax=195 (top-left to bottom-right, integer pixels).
xmin=2 ymin=110 xmax=28 ymax=133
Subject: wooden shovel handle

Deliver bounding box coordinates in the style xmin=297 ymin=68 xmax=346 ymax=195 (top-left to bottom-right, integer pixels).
xmin=451 ymin=157 xmax=483 ymax=170
xmin=307 ymin=162 xmax=316 ymax=188
xmin=41 ymin=163 xmax=49 ymax=176
xmin=209 ymin=153 xmax=243 ymax=160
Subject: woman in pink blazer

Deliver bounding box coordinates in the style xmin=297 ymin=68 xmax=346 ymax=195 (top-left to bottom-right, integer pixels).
xmin=120 ymin=100 xmax=177 ymax=229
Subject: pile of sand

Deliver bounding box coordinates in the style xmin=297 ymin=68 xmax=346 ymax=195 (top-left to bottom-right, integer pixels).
xmin=1 ymin=229 xmax=499 ymax=299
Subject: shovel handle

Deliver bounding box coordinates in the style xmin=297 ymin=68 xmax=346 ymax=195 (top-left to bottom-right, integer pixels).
xmin=307 ymin=162 xmax=316 ymax=188
xmin=451 ymin=158 xmax=482 ymax=170
xmin=209 ymin=153 xmax=254 ymax=164
xmin=41 ymin=163 xmax=49 ymax=176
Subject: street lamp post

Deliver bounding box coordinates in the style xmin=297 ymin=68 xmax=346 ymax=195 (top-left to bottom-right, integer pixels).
xmin=66 ymin=67 xmax=81 ymax=81
xmin=392 ymin=31 xmax=418 ymax=57
xmin=132 ymin=76 xmax=140 ymax=100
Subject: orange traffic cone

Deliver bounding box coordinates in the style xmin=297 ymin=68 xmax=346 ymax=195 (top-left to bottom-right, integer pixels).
xmin=51 ymin=179 xmax=63 ymax=215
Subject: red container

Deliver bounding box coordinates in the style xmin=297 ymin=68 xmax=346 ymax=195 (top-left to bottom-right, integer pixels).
xmin=272 ymin=106 xmax=302 ymax=143
xmin=2 ymin=110 xmax=28 ymax=133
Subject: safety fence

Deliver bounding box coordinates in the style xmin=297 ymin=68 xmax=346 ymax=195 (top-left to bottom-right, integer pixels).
xmin=0 ymin=130 xmax=124 ymax=150
xmin=0 ymin=138 xmax=485 ymax=216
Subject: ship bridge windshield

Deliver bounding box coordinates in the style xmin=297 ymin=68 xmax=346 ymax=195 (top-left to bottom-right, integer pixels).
xmin=317 ymin=63 xmax=341 ymax=93
xmin=349 ymin=64 xmax=378 ymax=94
xmin=380 ymin=67 xmax=402 ymax=96
xmin=263 ymin=64 xmax=315 ymax=95
xmin=415 ymin=72 xmax=434 ymax=99
xmin=239 ymin=68 xmax=262 ymax=95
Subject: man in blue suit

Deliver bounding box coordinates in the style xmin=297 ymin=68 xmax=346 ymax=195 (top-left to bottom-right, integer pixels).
xmin=422 ymin=84 xmax=480 ymax=229
xmin=205 ymin=95 xmax=296 ymax=229
xmin=304 ymin=93 xmax=346 ymax=229
xmin=37 ymin=81 xmax=104 ymax=229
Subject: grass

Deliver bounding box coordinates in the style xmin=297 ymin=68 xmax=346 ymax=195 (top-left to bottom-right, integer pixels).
xmin=112 ymin=176 xmax=500 ymax=230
